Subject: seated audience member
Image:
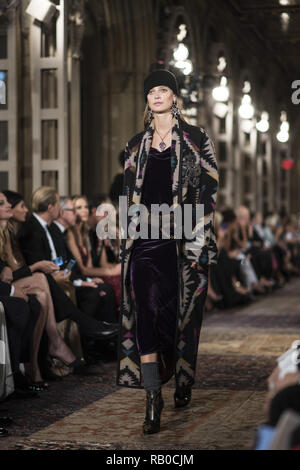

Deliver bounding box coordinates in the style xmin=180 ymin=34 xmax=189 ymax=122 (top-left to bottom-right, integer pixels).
xmin=279 ymin=216 xmax=300 ymax=274
xmin=0 ymin=274 xmax=39 ymax=399
xmin=254 ymin=343 xmax=300 ymax=449
xmin=252 ymin=212 xmax=274 ymax=248
xmin=2 ymin=190 xmax=81 ymax=379
xmin=0 ymin=191 xmax=51 ymax=389
xmin=212 ymin=209 xmax=252 ymax=308
xmin=273 ymin=215 xmax=299 ymax=280
xmin=252 ymin=212 xmax=286 ymax=287
xmin=52 ymin=196 xmax=118 ymax=324
xmin=265 ymin=213 xmax=290 ymax=283
xmin=238 ymin=207 xmax=275 ymax=284
xmin=236 ymin=206 xmax=275 ymax=292
xmin=16 ymin=187 xmax=119 ymax=352
xmin=88 ymin=194 xmax=120 ymax=267
xmin=67 ymin=195 xmax=121 ymax=316
xmin=265 ymin=343 xmax=300 ymax=416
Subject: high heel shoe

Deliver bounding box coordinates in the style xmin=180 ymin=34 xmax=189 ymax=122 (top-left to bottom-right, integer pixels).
xmin=143 ymin=389 xmax=164 ymax=435
xmin=0 ymin=427 xmax=9 ymax=437
xmin=27 ymin=378 xmax=49 ymax=392
xmin=49 ymin=355 xmax=87 ymax=374
xmin=174 ymin=384 xmax=192 ymax=408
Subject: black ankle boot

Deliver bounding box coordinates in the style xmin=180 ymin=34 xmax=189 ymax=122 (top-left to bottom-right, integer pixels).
xmin=174 ymin=384 xmax=192 ymax=408
xmin=143 ymin=389 xmax=164 ymax=434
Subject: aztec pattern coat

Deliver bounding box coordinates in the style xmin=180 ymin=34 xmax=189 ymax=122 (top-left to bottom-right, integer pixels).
xmin=116 ymin=116 xmax=219 ymax=389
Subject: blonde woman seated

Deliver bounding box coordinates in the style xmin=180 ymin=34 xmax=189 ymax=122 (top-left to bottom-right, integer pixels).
xmin=2 ymin=190 xmax=77 ymax=387
xmin=66 ymin=196 xmax=121 ymax=315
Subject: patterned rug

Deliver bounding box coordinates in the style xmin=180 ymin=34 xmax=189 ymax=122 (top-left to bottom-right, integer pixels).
xmin=1 ymin=278 xmax=300 ymax=450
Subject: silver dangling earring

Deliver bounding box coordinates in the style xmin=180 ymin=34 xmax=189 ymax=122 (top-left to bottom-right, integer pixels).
xmin=171 ymin=101 xmax=180 ymax=118
xmin=147 ymin=107 xmax=154 ymax=122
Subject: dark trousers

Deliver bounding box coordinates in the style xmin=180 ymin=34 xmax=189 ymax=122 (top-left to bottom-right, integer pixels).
xmin=76 ymin=283 xmax=117 ymax=324
xmin=45 ymin=274 xmax=108 ymax=335
xmin=1 ymin=296 xmax=38 ymax=373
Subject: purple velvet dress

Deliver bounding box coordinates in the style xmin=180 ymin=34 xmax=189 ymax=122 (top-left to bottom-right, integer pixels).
xmin=129 ymin=146 xmax=178 ymax=357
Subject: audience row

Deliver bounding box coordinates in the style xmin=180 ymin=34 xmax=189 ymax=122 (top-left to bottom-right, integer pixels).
xmin=205 ymin=207 xmax=300 ymax=312
xmin=0 ymin=187 xmax=121 ymax=427
xmin=1 ymin=182 xmax=300 ymax=439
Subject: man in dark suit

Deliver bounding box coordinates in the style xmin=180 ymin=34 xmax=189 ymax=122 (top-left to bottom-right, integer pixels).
xmin=50 ymin=196 xmax=118 ymax=324
xmin=0 ymin=272 xmax=39 ymax=399
xmin=17 ymin=187 xmax=118 ymax=343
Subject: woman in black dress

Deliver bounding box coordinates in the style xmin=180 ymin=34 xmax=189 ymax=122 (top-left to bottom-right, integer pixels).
xmin=117 ymin=70 xmax=219 ymax=434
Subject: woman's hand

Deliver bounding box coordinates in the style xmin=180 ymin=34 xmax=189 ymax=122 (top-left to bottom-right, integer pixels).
xmin=81 ymin=280 xmax=98 ymax=288
xmin=52 ymin=270 xmax=71 ymax=281
xmin=91 ymin=277 xmax=104 ymax=284
xmin=32 ymin=260 xmax=58 ymax=274
xmin=12 ymin=285 xmax=30 ymax=302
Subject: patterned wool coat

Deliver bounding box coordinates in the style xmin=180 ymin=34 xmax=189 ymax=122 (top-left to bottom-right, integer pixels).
xmin=116 ymin=116 xmax=218 ymax=389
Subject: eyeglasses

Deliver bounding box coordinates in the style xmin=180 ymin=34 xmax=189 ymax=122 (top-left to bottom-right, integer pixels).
xmin=75 ymin=205 xmax=88 ymax=210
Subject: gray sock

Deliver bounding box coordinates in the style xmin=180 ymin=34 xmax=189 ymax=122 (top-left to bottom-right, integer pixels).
xmin=141 ymin=362 xmax=161 ymax=391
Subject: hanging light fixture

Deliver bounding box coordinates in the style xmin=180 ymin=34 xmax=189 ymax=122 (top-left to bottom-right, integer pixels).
xmin=277 ymin=127 xmax=289 ymax=143
xmin=173 ymin=43 xmax=193 ymax=75
xmin=213 ymin=102 xmax=228 ymax=119
xmin=212 ymin=76 xmax=230 ymax=102
xmin=217 ymin=56 xmax=227 ymax=73
xmin=241 ymin=119 xmax=253 ymax=134
xmin=276 ymin=111 xmax=290 ymax=143
xmin=239 ymin=94 xmax=254 ymax=119
xmin=256 ymin=111 xmax=269 ymax=133
xmin=173 ymin=43 xmax=189 ymax=62
xmin=177 ymin=24 xmax=187 ymax=42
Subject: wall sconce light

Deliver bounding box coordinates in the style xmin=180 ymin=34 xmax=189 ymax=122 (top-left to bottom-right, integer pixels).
xmin=276 ymin=111 xmax=289 ymax=143
xmin=239 ymin=94 xmax=254 ymax=120
xmin=212 ymin=76 xmax=229 ymax=102
xmin=256 ymin=112 xmax=269 ymax=133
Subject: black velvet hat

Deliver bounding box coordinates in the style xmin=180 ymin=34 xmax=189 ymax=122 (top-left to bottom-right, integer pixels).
xmin=144 ymin=69 xmax=178 ymax=102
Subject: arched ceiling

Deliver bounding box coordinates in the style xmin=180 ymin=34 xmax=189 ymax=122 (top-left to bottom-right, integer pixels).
xmin=225 ymin=0 xmax=300 ymax=79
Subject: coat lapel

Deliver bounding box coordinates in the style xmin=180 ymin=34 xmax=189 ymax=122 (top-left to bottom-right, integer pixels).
xmin=131 ymin=117 xmax=183 ymax=209
xmin=131 ymin=124 xmax=154 ymax=206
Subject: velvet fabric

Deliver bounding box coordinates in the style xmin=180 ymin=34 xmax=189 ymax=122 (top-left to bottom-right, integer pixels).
xmin=129 ymin=146 xmax=178 ymax=356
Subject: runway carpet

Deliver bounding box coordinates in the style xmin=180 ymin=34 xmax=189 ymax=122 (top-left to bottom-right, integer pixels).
xmin=1 ymin=278 xmax=300 ymax=451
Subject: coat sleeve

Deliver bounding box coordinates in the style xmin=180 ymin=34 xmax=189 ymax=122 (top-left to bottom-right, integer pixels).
xmin=12 ymin=265 xmax=33 ymax=282
xmin=18 ymin=229 xmax=48 ymax=265
xmin=119 ymin=142 xmax=131 ymax=261
xmin=198 ymin=131 xmax=219 ymax=265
